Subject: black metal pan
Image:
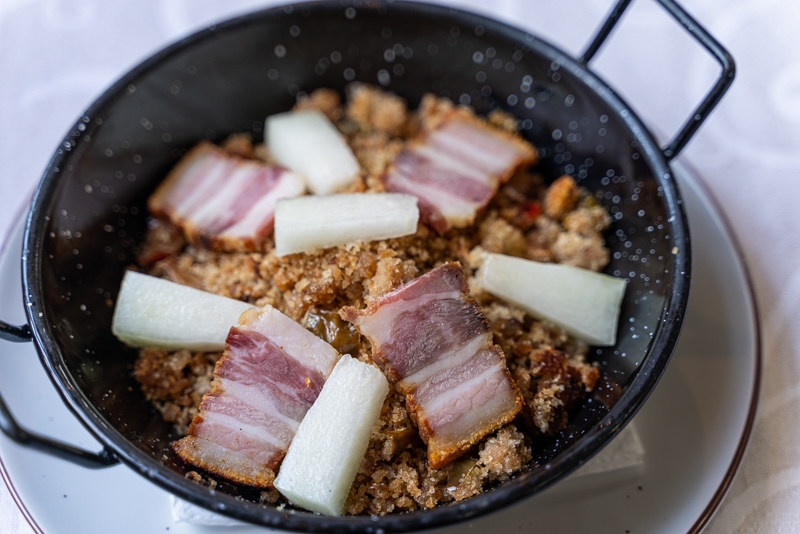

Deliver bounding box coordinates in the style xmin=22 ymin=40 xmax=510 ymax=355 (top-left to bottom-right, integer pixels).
xmin=0 ymin=0 xmax=733 ymax=531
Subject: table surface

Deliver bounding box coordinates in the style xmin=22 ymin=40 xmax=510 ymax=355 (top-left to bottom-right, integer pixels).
xmin=1 ymin=1 xmax=797 ymax=533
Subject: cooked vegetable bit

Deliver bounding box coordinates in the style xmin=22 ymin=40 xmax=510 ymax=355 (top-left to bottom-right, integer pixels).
xmin=267 ymin=109 xmax=361 ymax=194
xmin=476 ymin=252 xmax=626 ymax=346
xmin=302 ymin=308 xmax=361 ymax=355
xmin=112 ymin=271 xmax=254 ymax=351
xmin=274 ymin=193 xmax=419 ymax=256
xmin=274 ymin=355 xmax=389 ymax=516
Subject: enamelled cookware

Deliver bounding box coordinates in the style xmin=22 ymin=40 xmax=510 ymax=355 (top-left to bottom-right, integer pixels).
xmin=0 ymin=0 xmax=733 ymax=531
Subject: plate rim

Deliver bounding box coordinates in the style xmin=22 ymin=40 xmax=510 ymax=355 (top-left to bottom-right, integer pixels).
xmin=677 ymin=158 xmax=762 ymax=534
xmin=0 ymin=195 xmax=43 ymax=534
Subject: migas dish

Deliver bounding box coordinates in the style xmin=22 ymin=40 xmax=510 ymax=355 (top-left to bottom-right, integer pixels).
xmin=0 ymin=1 xmax=732 ymax=531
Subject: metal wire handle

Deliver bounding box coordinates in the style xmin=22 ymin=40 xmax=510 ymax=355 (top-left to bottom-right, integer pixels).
xmin=578 ymin=0 xmax=735 ymax=161
xmin=1 ymin=317 xmax=118 ymax=467
xmin=0 ymin=321 xmax=31 ymax=343
xmin=0 ymin=393 xmax=118 ymax=468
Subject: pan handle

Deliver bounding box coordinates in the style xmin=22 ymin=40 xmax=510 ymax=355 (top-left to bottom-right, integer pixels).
xmin=0 ymin=321 xmax=119 ymax=468
xmin=577 ymin=0 xmax=735 ymax=161
xmin=0 ymin=321 xmax=32 ymax=343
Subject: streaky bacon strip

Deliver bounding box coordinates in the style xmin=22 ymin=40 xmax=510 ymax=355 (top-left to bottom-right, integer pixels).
xmin=381 ymin=117 xmax=536 ymax=233
xmin=173 ymin=307 xmax=341 ymax=488
xmin=148 ymin=142 xmax=305 ymax=252
xmin=342 ymin=263 xmax=523 ymax=468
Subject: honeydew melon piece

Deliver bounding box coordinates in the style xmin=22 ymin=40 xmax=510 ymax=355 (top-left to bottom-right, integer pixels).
xmin=273 ymin=355 xmax=389 ymax=516
xmin=274 ymin=193 xmax=419 ymax=257
xmin=266 ymin=109 xmax=360 ymax=194
xmin=111 ymin=270 xmax=254 ymax=351
xmin=476 ymin=252 xmax=627 ymax=346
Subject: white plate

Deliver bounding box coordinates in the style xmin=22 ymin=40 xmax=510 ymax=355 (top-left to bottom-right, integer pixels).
xmin=0 ymin=162 xmax=759 ymax=533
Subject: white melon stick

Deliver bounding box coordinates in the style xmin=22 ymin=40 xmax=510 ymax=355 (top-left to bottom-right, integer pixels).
xmin=476 ymin=252 xmax=627 ymax=346
xmin=274 ymin=193 xmax=419 ymax=257
xmin=266 ymin=109 xmax=361 ymax=194
xmin=112 ymin=271 xmax=254 ymax=351
xmin=273 ymin=355 xmax=389 ymax=516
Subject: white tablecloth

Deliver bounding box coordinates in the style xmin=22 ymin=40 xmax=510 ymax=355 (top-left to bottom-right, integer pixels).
xmin=1 ymin=1 xmax=797 ymax=532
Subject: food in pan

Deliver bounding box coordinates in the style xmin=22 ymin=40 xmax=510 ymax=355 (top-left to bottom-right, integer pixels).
xmin=148 ymin=142 xmax=305 ymax=252
xmin=342 ymin=262 xmax=524 ymax=469
xmin=172 ymin=305 xmax=342 ymax=488
xmin=267 ymin=109 xmax=361 ymax=194
xmin=112 ymin=270 xmax=253 ymax=351
xmin=122 ymin=84 xmax=624 ymax=515
xmin=476 ymin=252 xmax=627 ymax=346
xmin=274 ymin=192 xmax=419 ymax=256
xmin=381 ymin=113 xmax=536 ymax=232
xmin=274 ymin=355 xmax=389 ymax=516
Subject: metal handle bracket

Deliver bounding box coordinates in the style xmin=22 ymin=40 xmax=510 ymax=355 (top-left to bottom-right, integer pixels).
xmin=0 ymin=388 xmax=118 ymax=468
xmin=1 ymin=321 xmax=119 ymax=468
xmin=578 ymin=0 xmax=735 ymax=161
xmin=0 ymin=321 xmax=32 ymax=343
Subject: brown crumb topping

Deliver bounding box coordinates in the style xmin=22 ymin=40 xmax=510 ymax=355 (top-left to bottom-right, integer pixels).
xmin=346 ymin=83 xmax=410 ymax=137
xmin=134 ymin=348 xmax=221 ymax=434
xmin=294 ymin=87 xmax=343 ymax=122
xmin=220 ymin=133 xmax=255 ymax=159
xmin=544 ymin=175 xmax=580 ymax=220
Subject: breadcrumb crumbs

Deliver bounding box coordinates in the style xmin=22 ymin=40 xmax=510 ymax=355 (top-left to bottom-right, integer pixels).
xmin=544 ymin=175 xmax=580 ymax=220
xmin=346 ymin=83 xmax=409 ymax=137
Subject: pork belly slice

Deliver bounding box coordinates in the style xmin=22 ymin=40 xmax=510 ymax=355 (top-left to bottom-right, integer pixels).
xmin=173 ymin=307 xmax=341 ymax=488
xmin=342 ymin=263 xmax=523 ymax=468
xmin=407 ymin=346 xmax=522 ymax=467
xmin=381 ymin=117 xmax=536 ymax=233
xmin=148 ymin=142 xmax=305 ymax=252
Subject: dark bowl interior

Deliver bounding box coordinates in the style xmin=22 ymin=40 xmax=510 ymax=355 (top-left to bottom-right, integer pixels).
xmin=22 ymin=1 xmax=689 ymax=532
